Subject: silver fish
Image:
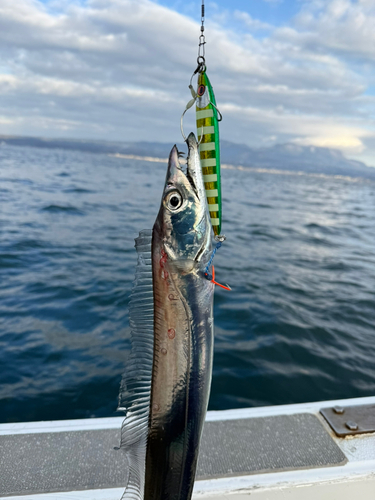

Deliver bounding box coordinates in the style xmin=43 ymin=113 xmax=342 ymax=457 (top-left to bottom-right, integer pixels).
xmin=118 ymin=132 xmax=214 ymax=500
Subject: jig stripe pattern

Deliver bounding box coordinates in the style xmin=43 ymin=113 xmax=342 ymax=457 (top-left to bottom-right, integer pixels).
xmin=196 ymin=71 xmax=222 ymax=236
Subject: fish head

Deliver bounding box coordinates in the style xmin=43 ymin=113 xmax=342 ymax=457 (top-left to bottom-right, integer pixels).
xmin=153 ymin=132 xmax=212 ymax=274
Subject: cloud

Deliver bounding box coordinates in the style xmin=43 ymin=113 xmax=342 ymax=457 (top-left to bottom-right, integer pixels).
xmin=291 ymin=0 xmax=375 ymax=63
xmin=293 ymin=136 xmax=364 ymax=153
xmin=221 ymin=100 xmax=371 ymax=154
xmin=0 ymin=0 xmax=374 ymax=164
xmin=234 ymin=10 xmax=273 ymax=31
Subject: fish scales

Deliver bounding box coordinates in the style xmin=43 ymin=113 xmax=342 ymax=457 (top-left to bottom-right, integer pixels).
xmin=119 ymin=133 xmax=214 ymax=500
xmin=145 ymin=247 xmax=213 ymax=499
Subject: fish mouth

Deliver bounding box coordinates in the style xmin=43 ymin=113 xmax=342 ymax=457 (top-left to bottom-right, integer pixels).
xmin=186 ymin=131 xmax=198 ymax=151
xmin=167 ymin=134 xmax=201 ymax=200
xmin=165 ymin=133 xmax=207 ymax=214
xmin=169 ymin=144 xmax=180 ymax=167
xmin=160 ymin=136 xmax=211 ymax=263
xmin=185 ymin=165 xmax=198 ymax=199
xmin=185 ymin=132 xmax=206 ymax=203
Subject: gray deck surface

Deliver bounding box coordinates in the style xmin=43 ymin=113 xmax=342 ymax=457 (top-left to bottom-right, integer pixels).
xmin=0 ymin=413 xmax=346 ymax=497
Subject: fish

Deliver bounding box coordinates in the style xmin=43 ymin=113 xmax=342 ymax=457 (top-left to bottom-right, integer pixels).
xmin=118 ymin=132 xmax=215 ymax=500
xmin=196 ymin=69 xmax=222 ymax=237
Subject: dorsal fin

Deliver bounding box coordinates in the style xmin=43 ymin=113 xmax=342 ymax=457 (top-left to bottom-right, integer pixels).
xmin=118 ymin=229 xmax=154 ymax=500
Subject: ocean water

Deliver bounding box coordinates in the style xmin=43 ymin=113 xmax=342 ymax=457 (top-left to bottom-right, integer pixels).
xmin=1 ymin=144 xmax=375 ymax=424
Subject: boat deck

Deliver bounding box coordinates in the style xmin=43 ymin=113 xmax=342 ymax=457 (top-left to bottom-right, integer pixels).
xmin=0 ymin=396 xmax=374 ymax=499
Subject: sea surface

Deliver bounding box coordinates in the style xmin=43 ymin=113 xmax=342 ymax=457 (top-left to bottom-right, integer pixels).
xmin=1 ymin=144 xmax=375 ymax=423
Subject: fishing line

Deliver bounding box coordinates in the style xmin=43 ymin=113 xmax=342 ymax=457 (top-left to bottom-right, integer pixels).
xmin=198 ymin=0 xmax=206 ymax=65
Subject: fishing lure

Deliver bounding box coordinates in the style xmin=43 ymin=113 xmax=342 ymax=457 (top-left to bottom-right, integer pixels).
xmin=181 ymin=0 xmax=223 ymax=237
xmin=181 ymin=65 xmax=223 ymax=237
xmin=195 ymin=67 xmax=222 ymax=236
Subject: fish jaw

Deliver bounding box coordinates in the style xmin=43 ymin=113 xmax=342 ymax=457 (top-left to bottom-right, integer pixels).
xmin=154 ymin=133 xmax=212 ymax=272
xmin=186 ymin=132 xmax=207 ymax=209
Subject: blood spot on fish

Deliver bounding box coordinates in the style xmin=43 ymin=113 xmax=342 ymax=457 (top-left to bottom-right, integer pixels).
xmin=160 ymin=249 xmax=168 ymax=268
xmin=168 ymin=328 xmax=175 ymax=339
xmin=152 ymin=403 xmax=160 ymax=411
xmin=161 ymin=348 xmax=167 ymax=355
xmin=161 ymin=269 xmax=169 ymax=280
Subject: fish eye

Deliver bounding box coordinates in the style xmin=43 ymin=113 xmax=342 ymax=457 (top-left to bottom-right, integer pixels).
xmin=165 ymin=191 xmax=183 ymax=211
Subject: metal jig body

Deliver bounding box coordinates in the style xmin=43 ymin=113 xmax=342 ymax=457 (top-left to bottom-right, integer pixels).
xmin=180 ymin=0 xmax=223 ymax=237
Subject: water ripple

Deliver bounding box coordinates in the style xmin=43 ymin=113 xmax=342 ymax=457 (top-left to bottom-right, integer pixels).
xmin=0 ymin=145 xmax=375 ymax=423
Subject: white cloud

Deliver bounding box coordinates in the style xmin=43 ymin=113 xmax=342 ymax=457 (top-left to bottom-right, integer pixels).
xmin=0 ymin=0 xmax=374 ymax=163
xmin=222 ymin=100 xmax=372 ymax=154
xmin=234 ymin=10 xmax=273 ymax=31
xmin=293 ymin=136 xmax=364 ymax=153
xmin=292 ymin=0 xmax=375 ymax=62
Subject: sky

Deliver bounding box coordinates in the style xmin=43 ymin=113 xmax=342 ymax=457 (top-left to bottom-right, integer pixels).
xmin=1 ymin=0 xmax=375 ymax=165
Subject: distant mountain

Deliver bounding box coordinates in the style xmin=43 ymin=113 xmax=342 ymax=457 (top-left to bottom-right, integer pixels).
xmin=1 ymin=134 xmax=374 ymax=180
xmin=220 ymin=141 xmax=375 ymax=179
xmin=0 ymin=135 xmax=176 ymax=159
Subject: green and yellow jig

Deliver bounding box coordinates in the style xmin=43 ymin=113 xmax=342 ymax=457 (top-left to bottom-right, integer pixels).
xmin=181 ymin=2 xmax=223 ymax=238
xmin=181 ymin=0 xmax=229 ymax=288
xmin=195 ymin=67 xmax=222 ymax=236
